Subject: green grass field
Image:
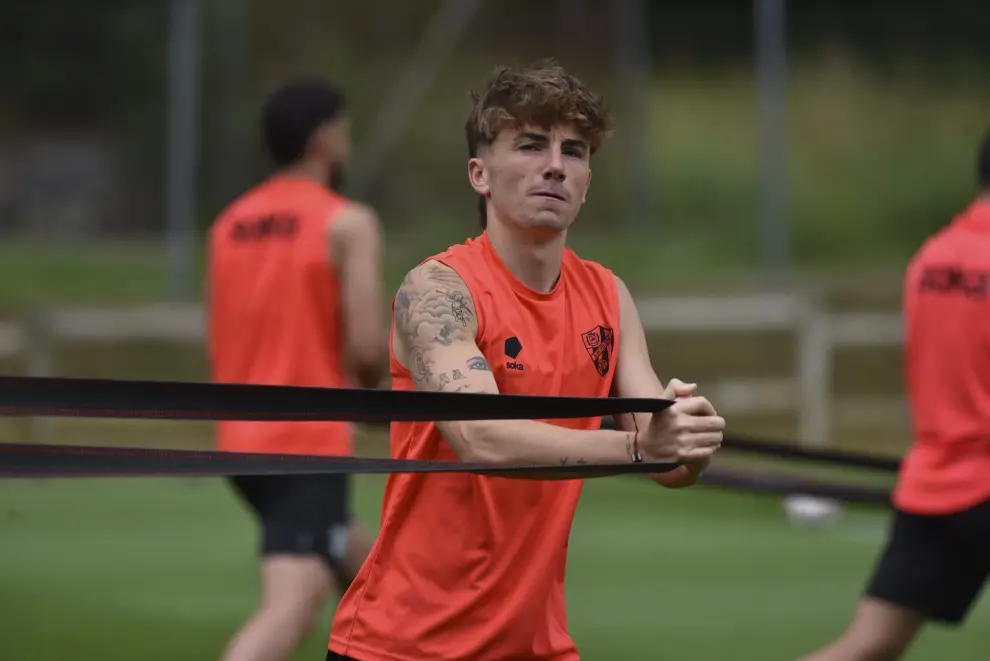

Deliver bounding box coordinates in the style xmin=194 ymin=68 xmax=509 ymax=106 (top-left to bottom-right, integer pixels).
xmin=2 ymin=473 xmax=988 ymax=661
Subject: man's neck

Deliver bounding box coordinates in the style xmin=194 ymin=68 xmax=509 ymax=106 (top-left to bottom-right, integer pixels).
xmin=486 ymin=221 xmax=566 ymax=294
xmin=277 ymin=161 xmax=328 ymax=188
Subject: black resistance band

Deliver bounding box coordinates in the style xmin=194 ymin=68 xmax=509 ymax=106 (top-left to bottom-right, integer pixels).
xmin=0 ymin=376 xmax=680 ymax=478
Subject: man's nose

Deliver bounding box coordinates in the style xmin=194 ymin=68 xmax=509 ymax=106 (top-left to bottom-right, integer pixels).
xmin=542 ymin=151 xmax=566 ymax=181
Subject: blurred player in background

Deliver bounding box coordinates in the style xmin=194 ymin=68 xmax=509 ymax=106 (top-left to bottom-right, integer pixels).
xmin=207 ymin=79 xmax=386 ymax=661
xmin=799 ymin=129 xmax=990 ymax=660
xmin=326 ymin=59 xmax=725 ymax=661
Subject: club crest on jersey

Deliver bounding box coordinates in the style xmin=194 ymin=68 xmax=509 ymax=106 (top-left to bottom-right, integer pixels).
xmin=581 ymin=325 xmax=614 ymax=377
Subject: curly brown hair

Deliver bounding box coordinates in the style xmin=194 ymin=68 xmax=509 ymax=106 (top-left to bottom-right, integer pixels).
xmin=465 ymin=59 xmax=613 ymax=228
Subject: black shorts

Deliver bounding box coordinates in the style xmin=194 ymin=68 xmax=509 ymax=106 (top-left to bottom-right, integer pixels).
xmin=326 ymin=653 xmax=359 ymax=661
xmin=865 ymin=496 xmax=990 ymax=624
xmin=228 ymin=473 xmax=352 ymax=573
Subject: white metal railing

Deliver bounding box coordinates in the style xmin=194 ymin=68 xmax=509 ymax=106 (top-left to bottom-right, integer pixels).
xmin=0 ymin=296 xmax=904 ymax=446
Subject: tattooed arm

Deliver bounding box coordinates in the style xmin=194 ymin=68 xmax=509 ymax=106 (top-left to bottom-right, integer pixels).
xmin=392 ymin=260 xmax=638 ymax=474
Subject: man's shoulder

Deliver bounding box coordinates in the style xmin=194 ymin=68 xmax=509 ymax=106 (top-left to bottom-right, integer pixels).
xmin=902 ymin=223 xmax=990 ymax=304
xmin=907 ymin=224 xmax=968 ymax=272
xmin=911 ymin=201 xmax=990 ymax=259
xmin=427 ymin=233 xmax=485 ymax=261
xmin=402 ymin=236 xmax=485 ymax=286
xmin=214 ymin=177 xmax=331 ymax=225
xmin=400 ymin=259 xmax=471 ymax=295
xmin=328 ymin=200 xmax=381 ymax=238
xmin=563 ymin=247 xmax=617 ymax=288
xmin=564 ymin=245 xmax=612 ymax=271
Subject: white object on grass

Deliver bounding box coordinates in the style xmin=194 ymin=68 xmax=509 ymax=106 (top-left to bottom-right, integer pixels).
xmin=782 ymin=494 xmax=843 ymax=529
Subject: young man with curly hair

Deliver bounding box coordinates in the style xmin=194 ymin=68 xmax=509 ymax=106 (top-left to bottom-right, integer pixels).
xmin=325 ymin=60 xmax=725 ymax=661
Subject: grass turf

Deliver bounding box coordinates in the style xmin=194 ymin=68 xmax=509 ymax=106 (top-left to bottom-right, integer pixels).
xmin=2 ymin=474 xmax=988 ymax=660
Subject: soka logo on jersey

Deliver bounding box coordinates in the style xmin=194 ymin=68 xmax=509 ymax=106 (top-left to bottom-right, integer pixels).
xmin=504 ymin=336 xmax=524 ymax=371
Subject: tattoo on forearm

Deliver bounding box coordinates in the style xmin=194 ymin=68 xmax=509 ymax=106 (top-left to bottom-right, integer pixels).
xmin=438 ymin=372 xmax=450 ymax=389
xmin=452 ymin=369 xmax=464 ymax=380
xmin=467 ymin=356 xmax=491 ymax=372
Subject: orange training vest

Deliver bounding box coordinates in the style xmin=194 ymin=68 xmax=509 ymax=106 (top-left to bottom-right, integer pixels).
xmin=328 ymin=231 xmax=621 ymax=661
xmin=894 ymin=199 xmax=990 ymax=515
xmin=207 ymin=174 xmax=353 ymax=456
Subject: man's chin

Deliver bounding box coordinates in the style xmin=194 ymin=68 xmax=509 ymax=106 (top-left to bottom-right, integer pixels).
xmin=520 ymin=210 xmax=574 ymax=233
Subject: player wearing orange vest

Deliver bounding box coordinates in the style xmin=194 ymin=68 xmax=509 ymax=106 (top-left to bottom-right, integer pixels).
xmin=326 ymin=60 xmax=726 ymax=661
xmin=207 ymin=79 xmax=385 ymax=661
xmin=799 ymin=130 xmax=990 ymax=660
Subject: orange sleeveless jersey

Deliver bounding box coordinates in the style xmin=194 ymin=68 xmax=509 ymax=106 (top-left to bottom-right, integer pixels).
xmin=328 ymin=232 xmax=621 ymax=661
xmin=894 ymin=199 xmax=990 ymax=515
xmin=207 ymin=175 xmax=353 ymax=456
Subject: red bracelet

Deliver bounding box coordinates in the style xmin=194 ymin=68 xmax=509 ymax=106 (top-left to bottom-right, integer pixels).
xmin=630 ymin=429 xmax=643 ymax=463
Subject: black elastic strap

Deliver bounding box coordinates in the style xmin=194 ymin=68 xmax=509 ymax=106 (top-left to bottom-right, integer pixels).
xmin=0 ymin=443 xmax=679 ymax=479
xmin=0 ymin=376 xmax=674 ymax=422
